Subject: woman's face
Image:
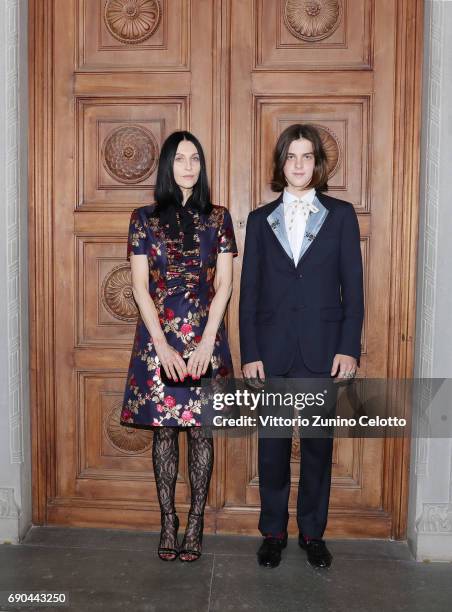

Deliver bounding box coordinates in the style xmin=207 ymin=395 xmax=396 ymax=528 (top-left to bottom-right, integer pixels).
xmin=283 ymin=138 xmax=315 ymax=191
xmin=173 ymin=139 xmax=201 ymax=190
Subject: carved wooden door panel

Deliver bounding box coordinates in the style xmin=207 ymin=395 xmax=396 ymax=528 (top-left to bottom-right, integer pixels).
xmin=48 ymin=0 xmax=217 ymax=529
xmin=33 ymin=0 xmax=420 ymax=537
xmin=220 ymin=0 xmax=416 ymax=538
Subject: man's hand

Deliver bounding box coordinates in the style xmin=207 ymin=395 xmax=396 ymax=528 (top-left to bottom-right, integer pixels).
xmin=331 ymin=354 xmax=357 ymax=380
xmin=242 ymin=360 xmax=266 ymax=381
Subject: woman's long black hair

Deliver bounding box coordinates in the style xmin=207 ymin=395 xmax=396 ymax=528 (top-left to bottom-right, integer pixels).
xmin=154 ymin=131 xmax=213 ymax=215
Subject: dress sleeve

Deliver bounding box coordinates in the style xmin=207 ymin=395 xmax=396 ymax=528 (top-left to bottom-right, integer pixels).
xmin=217 ymin=207 xmax=238 ymax=256
xmin=126 ymin=208 xmax=148 ymax=260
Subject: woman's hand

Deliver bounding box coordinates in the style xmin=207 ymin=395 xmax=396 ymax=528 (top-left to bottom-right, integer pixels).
xmin=186 ymin=337 xmax=215 ymax=379
xmin=154 ymin=338 xmax=188 ymax=382
xmin=185 ymin=252 xmax=233 ymax=381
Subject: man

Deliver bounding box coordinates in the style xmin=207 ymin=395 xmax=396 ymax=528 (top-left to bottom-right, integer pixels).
xmin=239 ymin=124 xmax=364 ymax=569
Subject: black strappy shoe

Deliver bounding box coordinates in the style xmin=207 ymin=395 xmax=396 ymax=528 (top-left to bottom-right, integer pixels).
xmin=158 ymin=512 xmax=180 ymax=561
xmin=179 ymin=512 xmax=204 ymax=562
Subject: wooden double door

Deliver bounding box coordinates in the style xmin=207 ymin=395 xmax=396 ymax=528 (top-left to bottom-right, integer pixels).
xmin=30 ymin=0 xmax=422 ymax=537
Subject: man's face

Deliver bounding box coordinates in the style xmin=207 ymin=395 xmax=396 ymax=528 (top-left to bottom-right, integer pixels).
xmin=283 ymin=138 xmax=315 ymax=191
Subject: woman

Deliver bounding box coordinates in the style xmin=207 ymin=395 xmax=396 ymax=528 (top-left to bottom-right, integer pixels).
xmin=121 ymin=131 xmax=237 ymax=562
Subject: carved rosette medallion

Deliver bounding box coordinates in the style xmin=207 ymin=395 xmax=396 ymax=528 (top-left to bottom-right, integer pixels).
xmin=102 ymin=125 xmax=158 ymax=184
xmin=284 ymin=0 xmax=342 ymax=42
xmin=105 ymin=401 xmax=152 ymax=454
xmin=101 ymin=263 xmax=138 ymax=322
xmin=311 ymin=124 xmax=341 ymax=178
xmin=104 ymin=0 xmax=161 ymax=44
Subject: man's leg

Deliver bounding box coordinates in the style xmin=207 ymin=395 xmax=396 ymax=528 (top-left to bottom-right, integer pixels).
xmin=258 ymin=436 xmax=292 ymax=537
xmin=288 ymin=345 xmax=336 ymax=567
xmin=256 ymin=359 xmax=297 ymax=567
xmin=296 ymin=436 xmax=334 ymax=538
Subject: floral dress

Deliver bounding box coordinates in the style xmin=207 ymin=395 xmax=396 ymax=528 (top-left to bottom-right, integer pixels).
xmin=120 ymin=204 xmax=238 ymax=427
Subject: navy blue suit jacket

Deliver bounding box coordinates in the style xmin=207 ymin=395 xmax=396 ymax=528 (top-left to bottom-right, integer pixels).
xmin=239 ymin=191 xmax=364 ymax=374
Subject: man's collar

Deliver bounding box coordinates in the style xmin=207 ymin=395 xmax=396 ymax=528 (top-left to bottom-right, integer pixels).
xmin=283 ymin=187 xmax=316 ymax=205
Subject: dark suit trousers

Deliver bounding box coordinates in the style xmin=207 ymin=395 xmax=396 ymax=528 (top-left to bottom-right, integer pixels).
xmin=258 ymin=345 xmax=335 ymax=538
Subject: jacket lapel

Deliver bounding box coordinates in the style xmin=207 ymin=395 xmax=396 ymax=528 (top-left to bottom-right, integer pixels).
xmin=295 ymin=192 xmax=331 ymax=266
xmin=266 ymin=197 xmax=293 ymax=261
xmin=264 ymin=191 xmax=333 ymax=267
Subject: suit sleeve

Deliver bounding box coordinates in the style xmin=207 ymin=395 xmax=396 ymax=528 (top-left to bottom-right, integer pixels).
xmin=337 ymin=204 xmax=364 ymax=363
xmin=239 ymin=212 xmax=262 ymax=366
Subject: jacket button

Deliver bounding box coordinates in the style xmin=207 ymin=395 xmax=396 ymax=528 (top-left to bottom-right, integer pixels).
xmin=298 ymin=273 xmax=303 ymax=278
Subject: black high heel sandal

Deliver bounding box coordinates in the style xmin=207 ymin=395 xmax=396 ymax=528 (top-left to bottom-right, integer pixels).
xmin=179 ymin=512 xmax=204 ymax=562
xmin=158 ymin=512 xmax=180 ymax=561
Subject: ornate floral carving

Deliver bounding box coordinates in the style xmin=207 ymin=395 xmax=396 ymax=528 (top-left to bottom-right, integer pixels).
xmin=284 ymin=0 xmax=342 ymax=42
xmin=0 ymin=488 xmax=19 ymax=518
xmin=105 ymin=401 xmax=152 ymax=454
xmin=104 ymin=0 xmax=161 ymax=44
xmin=416 ymin=503 xmax=452 ymax=534
xmin=101 ymin=263 xmax=138 ymax=322
xmin=102 ymin=125 xmax=158 ymax=184
xmin=311 ymin=124 xmax=341 ymax=178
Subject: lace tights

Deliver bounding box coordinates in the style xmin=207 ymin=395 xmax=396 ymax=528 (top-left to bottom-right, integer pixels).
xmin=152 ymin=426 xmax=214 ymax=553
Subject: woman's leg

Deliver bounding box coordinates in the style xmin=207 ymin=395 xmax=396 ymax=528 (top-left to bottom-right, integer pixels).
xmin=180 ymin=427 xmax=214 ymax=560
xmin=152 ymin=426 xmax=180 ymax=560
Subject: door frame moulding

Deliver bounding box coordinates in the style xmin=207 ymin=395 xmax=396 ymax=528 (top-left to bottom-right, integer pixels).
xmin=29 ymin=0 xmax=424 ymax=538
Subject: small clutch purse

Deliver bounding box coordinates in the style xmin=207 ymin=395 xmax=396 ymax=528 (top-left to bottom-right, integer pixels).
xmin=160 ymin=356 xmax=213 ymax=388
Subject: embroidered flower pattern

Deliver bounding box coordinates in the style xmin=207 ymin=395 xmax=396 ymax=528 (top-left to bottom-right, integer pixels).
xmin=121 ymin=205 xmax=237 ymax=427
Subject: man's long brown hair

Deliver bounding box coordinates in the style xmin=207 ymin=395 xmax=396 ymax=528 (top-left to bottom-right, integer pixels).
xmin=271 ymin=124 xmax=329 ymax=193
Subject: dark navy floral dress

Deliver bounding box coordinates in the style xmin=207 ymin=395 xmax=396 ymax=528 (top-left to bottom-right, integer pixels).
xmin=121 ymin=204 xmax=238 ymax=428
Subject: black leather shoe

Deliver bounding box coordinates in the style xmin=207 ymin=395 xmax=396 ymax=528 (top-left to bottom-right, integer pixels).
xmin=257 ymin=536 xmax=288 ymax=568
xmin=298 ymin=534 xmax=332 ymax=568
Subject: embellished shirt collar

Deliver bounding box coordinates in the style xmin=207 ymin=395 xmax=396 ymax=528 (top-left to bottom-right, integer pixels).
xmin=283 ymin=188 xmax=318 ymax=212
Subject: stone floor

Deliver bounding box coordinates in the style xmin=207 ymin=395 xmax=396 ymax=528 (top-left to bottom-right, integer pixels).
xmin=0 ymin=527 xmax=451 ymax=611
